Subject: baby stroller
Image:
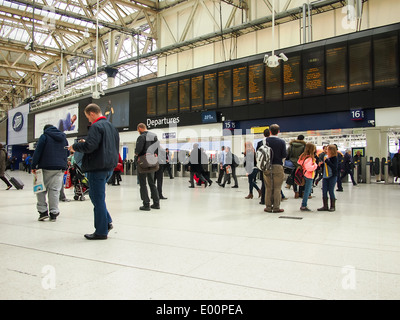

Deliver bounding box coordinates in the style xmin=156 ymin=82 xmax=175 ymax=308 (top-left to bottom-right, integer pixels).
xmin=72 ymin=163 xmax=89 ymax=201
xmin=72 ymin=151 xmax=89 ymax=201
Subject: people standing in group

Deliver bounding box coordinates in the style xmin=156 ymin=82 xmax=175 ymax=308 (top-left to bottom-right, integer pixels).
xmin=219 ymin=146 xmax=239 ymax=188
xmin=297 ymin=143 xmax=318 ymax=211
xmin=189 ymin=143 xmax=212 ymax=188
xmin=135 ymin=123 xmax=160 ymax=210
xmin=318 ymin=144 xmax=338 ymax=212
xmin=69 ymin=103 xmax=120 ymax=239
xmin=244 ymin=141 xmax=261 ymax=199
xmin=256 ymin=128 xmax=270 ymax=205
xmin=32 ymin=125 xmax=69 ymax=222
xmin=340 ymin=149 xmax=357 ymax=187
xmin=287 ymin=135 xmax=306 ymax=198
xmin=263 ymin=124 xmax=287 ymax=213
xmin=0 ymin=143 xmax=13 ymax=190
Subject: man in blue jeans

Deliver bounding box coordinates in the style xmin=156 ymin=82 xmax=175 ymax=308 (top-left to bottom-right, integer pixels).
xmin=69 ymin=104 xmax=120 ymax=240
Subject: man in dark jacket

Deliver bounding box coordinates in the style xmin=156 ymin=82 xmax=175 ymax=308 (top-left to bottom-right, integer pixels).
xmin=135 ymin=123 xmax=160 ymax=211
xmin=32 ymin=125 xmax=68 ymax=221
xmin=69 ymin=104 xmax=120 ymax=240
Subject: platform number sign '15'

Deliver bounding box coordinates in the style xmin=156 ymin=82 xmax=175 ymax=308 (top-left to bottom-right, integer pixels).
xmin=351 ymin=109 xmax=364 ymax=121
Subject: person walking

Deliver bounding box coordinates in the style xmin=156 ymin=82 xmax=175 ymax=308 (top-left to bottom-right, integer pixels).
xmin=287 ymin=135 xmax=306 ymax=198
xmin=69 ymin=104 xmax=120 ymax=239
xmin=244 ymin=141 xmax=261 ymax=199
xmin=263 ymin=124 xmax=287 ymax=213
xmin=340 ymin=149 xmax=357 ymax=186
xmin=135 ymin=123 xmax=160 ymax=210
xmin=0 ymin=143 xmax=12 ymax=190
xmin=189 ymin=143 xmax=212 ymax=188
xmin=31 ymin=125 xmax=68 ymax=221
xmin=297 ymin=143 xmax=318 ymax=211
xmin=318 ymin=144 xmax=338 ymax=212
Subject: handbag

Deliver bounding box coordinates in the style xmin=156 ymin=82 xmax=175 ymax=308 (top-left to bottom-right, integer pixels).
xmin=137 ymin=153 xmax=159 ymax=173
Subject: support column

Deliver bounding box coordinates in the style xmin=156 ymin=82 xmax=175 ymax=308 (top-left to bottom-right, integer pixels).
xmin=366 ymin=128 xmax=388 ymax=160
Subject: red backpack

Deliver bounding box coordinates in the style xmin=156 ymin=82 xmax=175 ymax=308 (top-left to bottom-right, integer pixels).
xmin=294 ymin=159 xmax=306 ymax=186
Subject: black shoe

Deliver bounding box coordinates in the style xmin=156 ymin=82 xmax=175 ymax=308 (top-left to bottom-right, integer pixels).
xmin=336 ymin=189 xmax=343 ymax=192
xmin=160 ymin=196 xmax=168 ymax=200
xmin=231 ymin=185 xmax=238 ymax=188
xmin=84 ymin=233 xmax=107 ymax=240
xmin=151 ymin=203 xmax=160 ymax=209
xmin=140 ymin=205 xmax=151 ymax=211
xmin=49 ymin=212 xmax=59 ymax=222
xmin=38 ymin=211 xmax=49 ymax=221
xmin=188 ymin=185 xmax=195 ymax=188
xmin=6 ymin=185 xmax=12 ymax=190
xmin=108 ymin=223 xmax=113 ymax=231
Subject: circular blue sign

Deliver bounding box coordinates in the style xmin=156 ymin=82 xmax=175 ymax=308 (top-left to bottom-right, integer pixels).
xmin=12 ymin=112 xmax=24 ymax=132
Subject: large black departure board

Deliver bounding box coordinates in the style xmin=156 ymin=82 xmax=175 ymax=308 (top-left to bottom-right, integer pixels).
xmin=147 ymin=86 xmax=157 ymax=116
xmin=233 ymin=66 xmax=248 ymax=106
xmin=248 ymin=63 xmax=264 ymax=103
xmin=265 ymin=64 xmax=282 ymax=101
xmin=191 ymin=75 xmax=204 ymax=110
xmin=283 ymin=55 xmax=301 ymax=99
xmin=204 ymin=73 xmax=217 ymax=109
xmin=157 ymin=83 xmax=167 ymax=115
xmin=326 ymin=45 xmax=348 ymax=94
xmin=374 ymin=35 xmax=399 ymax=87
xmin=168 ymin=81 xmax=178 ymax=113
xmin=303 ymin=49 xmax=325 ymax=96
xmin=218 ymin=69 xmax=232 ymax=108
xmin=349 ymin=40 xmax=372 ymax=91
xmin=179 ymin=78 xmax=190 ymax=112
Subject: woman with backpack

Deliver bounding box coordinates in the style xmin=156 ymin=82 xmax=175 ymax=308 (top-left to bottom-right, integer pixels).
xmin=317 ymin=144 xmax=338 ymax=212
xmin=297 ymin=143 xmax=318 ymax=211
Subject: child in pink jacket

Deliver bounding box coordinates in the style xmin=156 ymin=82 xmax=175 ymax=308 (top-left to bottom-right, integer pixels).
xmin=297 ymin=143 xmax=318 ymax=211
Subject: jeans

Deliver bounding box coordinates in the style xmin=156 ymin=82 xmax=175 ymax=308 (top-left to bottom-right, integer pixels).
xmin=87 ymin=170 xmax=113 ymax=236
xmin=322 ymin=176 xmax=337 ymax=200
xmin=36 ymin=169 xmax=64 ymax=214
xmin=301 ymin=177 xmax=313 ymax=208
xmin=248 ymin=168 xmax=260 ymax=194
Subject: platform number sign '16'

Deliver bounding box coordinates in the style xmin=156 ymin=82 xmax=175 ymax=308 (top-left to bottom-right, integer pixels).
xmin=351 ymin=109 xmax=364 ymax=121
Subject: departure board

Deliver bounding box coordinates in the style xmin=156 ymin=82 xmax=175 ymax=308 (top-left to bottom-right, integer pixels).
xmin=349 ymin=40 xmax=372 ymax=92
xmin=374 ymin=35 xmax=399 ymax=87
xmin=204 ymin=73 xmax=217 ymax=109
xmin=167 ymin=81 xmax=178 ymax=113
xmin=218 ymin=69 xmax=232 ymax=108
xmin=233 ymin=66 xmax=248 ymax=106
xmin=265 ymin=64 xmax=282 ymax=101
xmin=191 ymin=75 xmax=204 ymax=110
xmin=248 ymin=63 xmax=264 ymax=103
xmin=326 ymin=45 xmax=348 ymax=94
xmin=179 ymin=78 xmax=190 ymax=112
xmin=157 ymin=83 xmax=167 ymax=115
xmin=147 ymin=86 xmax=157 ymax=116
xmin=303 ymin=49 xmax=325 ymax=96
xmin=283 ymin=55 xmax=301 ymax=99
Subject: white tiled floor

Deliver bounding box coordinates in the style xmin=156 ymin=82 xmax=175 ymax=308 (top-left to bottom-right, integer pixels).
xmin=1 ymin=170 xmax=400 ymax=300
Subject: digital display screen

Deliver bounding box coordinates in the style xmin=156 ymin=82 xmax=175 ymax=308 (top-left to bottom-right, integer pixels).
xmin=326 ymin=45 xmax=348 ymax=94
xmin=349 ymin=40 xmax=372 ymax=91
xmin=303 ymin=49 xmax=325 ymax=96
xmin=179 ymin=78 xmax=190 ymax=112
xmin=374 ymin=35 xmax=399 ymax=87
xmin=168 ymin=81 xmax=178 ymax=114
xmin=218 ymin=69 xmax=232 ymax=108
xmin=204 ymin=73 xmax=217 ymax=109
xmin=233 ymin=66 xmax=248 ymax=106
xmin=191 ymin=75 xmax=204 ymax=110
xmin=248 ymin=63 xmax=264 ymax=103
xmin=147 ymin=86 xmax=156 ymax=116
xmin=283 ymin=55 xmax=301 ymax=99
xmin=265 ymin=64 xmax=282 ymax=101
xmin=157 ymin=83 xmax=167 ymax=115
xmin=97 ymin=92 xmax=129 ymax=128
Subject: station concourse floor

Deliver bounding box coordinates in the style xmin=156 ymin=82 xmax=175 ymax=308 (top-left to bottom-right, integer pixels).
xmin=1 ymin=170 xmax=400 ymax=300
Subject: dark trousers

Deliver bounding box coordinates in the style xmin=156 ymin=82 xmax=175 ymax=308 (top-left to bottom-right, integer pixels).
xmin=154 ymin=167 xmax=164 ymax=197
xmin=341 ymin=169 xmax=357 ymax=185
xmin=1 ymin=176 xmax=12 ymax=187
xmin=138 ymin=171 xmax=159 ymax=206
xmin=322 ymin=176 xmax=337 ymax=200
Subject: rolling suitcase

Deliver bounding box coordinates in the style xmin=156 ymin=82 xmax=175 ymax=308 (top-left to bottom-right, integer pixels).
xmin=5 ymin=172 xmax=24 ymax=190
